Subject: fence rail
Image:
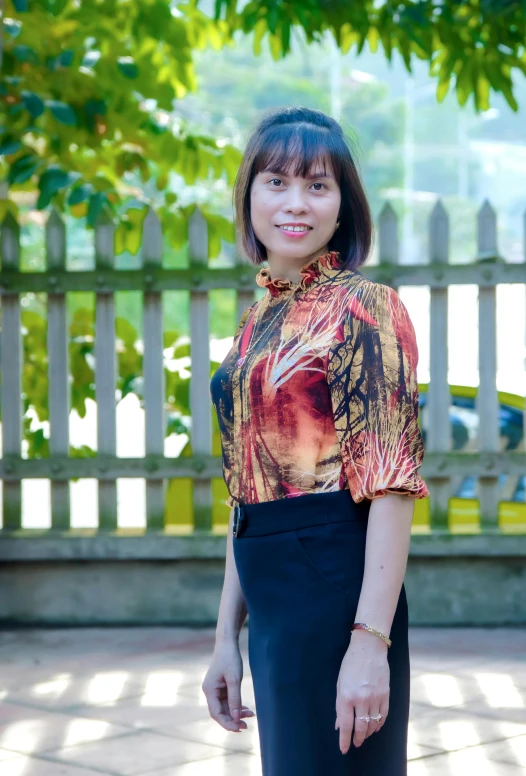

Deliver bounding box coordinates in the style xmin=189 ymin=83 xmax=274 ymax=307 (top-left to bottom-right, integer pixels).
xmin=1 ymin=200 xmax=525 ymax=535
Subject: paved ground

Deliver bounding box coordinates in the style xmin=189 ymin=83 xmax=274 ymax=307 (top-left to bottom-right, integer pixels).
xmin=0 ymin=627 xmax=525 ymax=775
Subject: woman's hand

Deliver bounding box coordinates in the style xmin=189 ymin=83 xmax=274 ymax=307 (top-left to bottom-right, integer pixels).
xmin=201 ymin=639 xmax=256 ymax=732
xmin=335 ymin=631 xmax=390 ymax=753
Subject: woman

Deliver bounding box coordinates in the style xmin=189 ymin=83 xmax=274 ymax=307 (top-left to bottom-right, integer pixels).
xmin=205 ymin=106 xmax=429 ymax=776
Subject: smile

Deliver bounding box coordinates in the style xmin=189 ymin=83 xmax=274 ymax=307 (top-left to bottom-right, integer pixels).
xmin=277 ymin=225 xmax=312 ymax=232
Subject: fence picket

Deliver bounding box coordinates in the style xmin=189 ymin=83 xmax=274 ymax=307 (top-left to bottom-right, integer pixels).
xmin=46 ymin=209 xmax=70 ymax=529
xmin=142 ymin=208 xmax=165 ymax=530
xmin=427 ymin=200 xmax=451 ymax=530
xmin=0 ymin=212 xmax=22 ymax=529
xmin=95 ymin=208 xmax=117 ymax=530
xmin=188 ymin=209 xmax=212 ymax=530
xmin=476 ymin=200 xmax=500 ymax=530
xmin=378 ymin=202 xmax=399 ymax=269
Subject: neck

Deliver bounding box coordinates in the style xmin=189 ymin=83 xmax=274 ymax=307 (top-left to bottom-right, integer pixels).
xmin=266 ymin=246 xmax=330 ymax=283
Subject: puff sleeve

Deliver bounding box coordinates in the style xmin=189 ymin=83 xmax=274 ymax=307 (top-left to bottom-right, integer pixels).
xmin=326 ymin=282 xmax=429 ymax=504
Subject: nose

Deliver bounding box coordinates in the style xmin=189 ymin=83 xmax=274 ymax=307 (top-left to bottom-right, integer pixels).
xmin=283 ymin=184 xmax=310 ymax=213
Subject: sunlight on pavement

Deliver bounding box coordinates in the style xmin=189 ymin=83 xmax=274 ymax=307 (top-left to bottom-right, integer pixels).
xmin=140 ymin=671 xmax=185 ymax=707
xmin=420 ymin=673 xmax=463 ymax=707
xmin=439 ymin=719 xmax=480 ymax=750
xmin=85 ymin=672 xmax=130 ymax=705
xmin=31 ymin=674 xmax=71 ymax=699
xmin=475 ymin=673 xmax=525 ymax=708
xmin=0 ymin=720 xmax=43 ymax=755
xmin=0 ymin=628 xmax=524 ymax=776
xmin=62 ymin=718 xmax=111 ymax=748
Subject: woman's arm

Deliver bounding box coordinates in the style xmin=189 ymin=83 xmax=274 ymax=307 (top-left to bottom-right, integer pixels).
xmin=202 ymin=509 xmax=255 ymax=732
xmin=215 ymin=508 xmax=249 ymax=645
xmin=336 ymin=493 xmax=414 ymax=754
xmin=327 ymin=283 xmax=429 ymax=755
xmin=355 ymin=492 xmax=413 ymax=642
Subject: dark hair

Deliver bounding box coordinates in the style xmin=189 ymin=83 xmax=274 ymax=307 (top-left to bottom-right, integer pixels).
xmin=233 ymin=106 xmax=373 ymax=269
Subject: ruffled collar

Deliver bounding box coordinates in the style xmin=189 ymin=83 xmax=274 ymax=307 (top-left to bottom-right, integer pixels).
xmin=255 ymin=250 xmax=341 ymax=297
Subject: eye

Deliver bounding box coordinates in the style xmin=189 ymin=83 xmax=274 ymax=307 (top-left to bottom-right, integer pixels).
xmin=269 ymin=178 xmax=283 ymax=187
xmin=311 ymin=182 xmax=327 ymax=191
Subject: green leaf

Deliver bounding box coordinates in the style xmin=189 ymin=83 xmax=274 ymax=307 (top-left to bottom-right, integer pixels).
xmin=68 ymin=183 xmax=93 ymax=206
xmin=266 ymin=5 xmax=279 ymax=34
xmin=87 ymin=192 xmax=109 ymax=227
xmin=4 ymin=18 xmax=22 ymax=37
xmin=13 ymin=44 xmax=39 ymax=64
xmin=117 ymin=56 xmax=139 ymax=78
xmin=0 ymin=136 xmax=23 ymax=156
xmin=46 ymin=100 xmax=77 ymax=126
xmin=8 ymin=153 xmax=39 ymax=184
xmin=21 ymin=91 xmax=45 ymax=118
xmin=37 ymin=167 xmax=76 ymax=209
xmin=436 ymin=78 xmax=451 ymax=103
xmin=455 ymin=59 xmax=472 ymax=106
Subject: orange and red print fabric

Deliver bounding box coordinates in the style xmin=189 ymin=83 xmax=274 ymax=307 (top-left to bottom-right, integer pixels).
xmin=210 ymin=251 xmax=429 ymax=509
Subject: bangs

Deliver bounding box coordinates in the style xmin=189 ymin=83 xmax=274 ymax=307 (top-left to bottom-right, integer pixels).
xmin=253 ymin=123 xmax=343 ymax=183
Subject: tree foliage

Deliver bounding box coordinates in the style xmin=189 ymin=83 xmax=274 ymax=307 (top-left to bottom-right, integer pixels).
xmin=1 ymin=0 xmax=525 ymax=246
xmin=1 ymin=0 xmax=240 ymax=251
xmin=212 ymin=0 xmax=526 ymax=112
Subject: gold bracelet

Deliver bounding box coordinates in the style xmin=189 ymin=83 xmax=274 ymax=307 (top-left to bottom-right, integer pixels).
xmin=351 ymin=622 xmax=392 ymax=647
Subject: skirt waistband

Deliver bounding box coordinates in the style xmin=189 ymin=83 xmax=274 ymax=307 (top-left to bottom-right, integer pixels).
xmin=233 ymin=489 xmax=370 ymax=538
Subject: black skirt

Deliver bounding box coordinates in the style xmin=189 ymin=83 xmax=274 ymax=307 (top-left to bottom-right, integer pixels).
xmin=232 ymin=489 xmax=410 ymax=776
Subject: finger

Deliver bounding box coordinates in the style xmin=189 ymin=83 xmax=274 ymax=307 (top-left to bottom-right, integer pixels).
xmin=375 ymin=698 xmax=389 ymax=733
xmin=206 ymin=692 xmax=238 ymax=730
xmin=365 ymin=707 xmax=381 ymax=739
xmin=227 ymin=681 xmax=243 ymax=724
xmin=205 ymin=686 xmax=243 ymax=732
xmin=352 ymin=709 xmax=370 ymax=748
xmin=338 ymin=715 xmax=355 ymax=755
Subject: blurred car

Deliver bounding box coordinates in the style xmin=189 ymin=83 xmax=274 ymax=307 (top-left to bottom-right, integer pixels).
xmin=413 ymin=384 xmax=525 ymax=533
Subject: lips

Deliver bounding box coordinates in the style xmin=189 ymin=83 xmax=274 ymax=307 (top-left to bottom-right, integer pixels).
xmin=276 ymin=225 xmax=312 ymax=231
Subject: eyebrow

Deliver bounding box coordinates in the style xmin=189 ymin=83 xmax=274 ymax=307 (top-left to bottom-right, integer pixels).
xmin=263 ymin=169 xmax=334 ymax=180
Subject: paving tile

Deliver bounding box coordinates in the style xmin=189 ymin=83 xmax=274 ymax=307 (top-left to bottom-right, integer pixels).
xmin=74 ymin=691 xmax=214 ymax=729
xmin=3 ymin=672 xmax=148 ymax=713
xmin=408 ymin=705 xmax=526 ymax=751
xmin=407 ymin=740 xmax=443 ymax=760
xmin=0 ymin=706 xmax=130 ymax=755
xmin=141 ymin=751 xmax=262 ymax=776
xmin=407 ymin=745 xmax=526 ymax=775
xmin=410 ymin=670 xmax=487 ymax=708
xmin=152 ymin=715 xmax=260 ymax=755
xmin=481 ymin=734 xmax=526 ymax=768
xmin=0 ymin=755 xmax=113 ymax=776
xmin=0 ymin=747 xmax=22 ymax=762
xmin=449 ymin=699 xmax=526 ymax=726
xmin=44 ymin=729 xmax=230 ymax=775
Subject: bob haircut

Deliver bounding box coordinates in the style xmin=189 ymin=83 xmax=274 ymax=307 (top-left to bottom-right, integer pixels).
xmin=233 ymin=106 xmax=373 ymax=270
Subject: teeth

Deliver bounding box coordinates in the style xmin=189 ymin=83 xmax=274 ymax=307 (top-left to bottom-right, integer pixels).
xmin=280 ymin=225 xmax=310 ymax=232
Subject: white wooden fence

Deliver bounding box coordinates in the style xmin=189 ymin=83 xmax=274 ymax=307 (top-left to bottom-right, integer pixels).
xmin=0 ymin=201 xmax=525 ymax=534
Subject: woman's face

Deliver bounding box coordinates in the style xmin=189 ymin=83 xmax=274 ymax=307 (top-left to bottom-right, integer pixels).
xmin=249 ymin=159 xmax=341 ymax=264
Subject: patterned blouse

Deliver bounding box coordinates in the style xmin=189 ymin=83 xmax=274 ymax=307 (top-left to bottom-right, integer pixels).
xmin=210 ymin=250 xmax=429 ymax=508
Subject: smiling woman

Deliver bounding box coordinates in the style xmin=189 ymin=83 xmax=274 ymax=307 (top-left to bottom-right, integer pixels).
xmin=233 ymin=106 xmax=373 ymax=275
xmin=204 ymin=107 xmax=429 ymax=776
